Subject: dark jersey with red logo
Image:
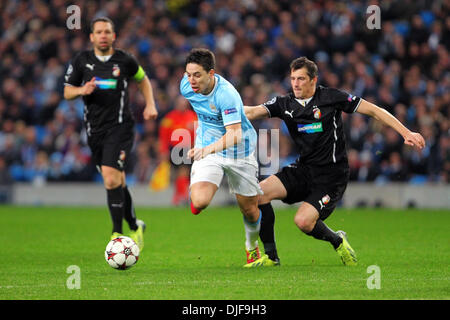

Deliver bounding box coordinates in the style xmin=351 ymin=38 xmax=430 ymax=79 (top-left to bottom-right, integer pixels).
xmin=263 ymin=85 xmax=361 ymax=167
xmin=64 ymin=49 xmax=140 ymax=135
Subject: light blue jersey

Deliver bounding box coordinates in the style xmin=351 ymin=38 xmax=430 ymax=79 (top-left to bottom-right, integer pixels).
xmin=180 ymin=73 xmax=257 ymax=158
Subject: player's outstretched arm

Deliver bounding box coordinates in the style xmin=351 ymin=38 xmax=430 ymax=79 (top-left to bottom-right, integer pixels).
xmin=188 ymin=123 xmax=242 ymax=160
xmin=64 ymin=77 xmax=96 ymax=100
xmin=244 ymin=105 xmax=270 ymax=120
xmin=356 ymin=99 xmax=426 ymax=149
xmin=138 ymin=76 xmax=158 ymax=120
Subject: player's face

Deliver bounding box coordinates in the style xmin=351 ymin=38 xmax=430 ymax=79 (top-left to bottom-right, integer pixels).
xmin=90 ymin=21 xmax=116 ymax=53
xmin=290 ymin=68 xmax=317 ymax=99
xmin=185 ymin=63 xmax=215 ymax=95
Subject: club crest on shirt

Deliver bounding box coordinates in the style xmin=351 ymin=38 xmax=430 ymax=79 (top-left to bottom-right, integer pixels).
xmin=209 ymin=104 xmax=217 ymax=111
xmin=313 ymin=106 xmax=321 ymax=119
xmin=112 ymin=64 xmax=120 ymax=77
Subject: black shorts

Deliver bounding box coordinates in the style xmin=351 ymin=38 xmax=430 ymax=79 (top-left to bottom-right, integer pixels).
xmin=275 ymin=162 xmax=349 ymax=220
xmin=87 ymin=123 xmax=134 ymax=172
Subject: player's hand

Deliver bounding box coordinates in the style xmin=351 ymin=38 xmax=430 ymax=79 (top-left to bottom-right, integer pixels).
xmin=403 ymin=131 xmax=426 ymax=149
xmin=187 ymin=148 xmax=206 ymax=161
xmin=143 ymin=104 xmax=158 ymax=120
xmin=81 ymin=77 xmax=96 ymax=95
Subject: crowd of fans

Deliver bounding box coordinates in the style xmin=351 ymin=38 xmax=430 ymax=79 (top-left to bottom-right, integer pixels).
xmin=0 ymin=0 xmax=448 ymax=190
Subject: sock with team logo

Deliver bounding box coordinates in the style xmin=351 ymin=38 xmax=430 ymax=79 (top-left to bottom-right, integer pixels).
xmin=123 ymin=185 xmax=138 ymax=231
xmin=307 ymin=219 xmax=342 ymax=249
xmin=107 ymin=186 xmax=125 ymax=234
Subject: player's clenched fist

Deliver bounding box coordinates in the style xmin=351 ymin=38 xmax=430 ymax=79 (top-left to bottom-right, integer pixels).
xmin=81 ymin=77 xmax=96 ymax=95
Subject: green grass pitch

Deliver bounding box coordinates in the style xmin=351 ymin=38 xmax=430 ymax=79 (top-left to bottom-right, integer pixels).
xmin=0 ymin=205 xmax=448 ymax=300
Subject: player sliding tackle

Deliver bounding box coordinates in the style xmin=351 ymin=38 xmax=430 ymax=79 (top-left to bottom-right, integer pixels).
xmin=244 ymin=57 xmax=425 ymax=267
xmin=181 ymin=48 xmax=264 ymax=265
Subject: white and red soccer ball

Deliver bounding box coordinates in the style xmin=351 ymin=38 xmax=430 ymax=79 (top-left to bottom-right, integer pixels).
xmin=105 ymin=236 xmax=140 ymax=270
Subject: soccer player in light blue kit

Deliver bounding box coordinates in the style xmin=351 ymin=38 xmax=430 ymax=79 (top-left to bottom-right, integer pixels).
xmin=180 ymin=48 xmax=263 ymax=265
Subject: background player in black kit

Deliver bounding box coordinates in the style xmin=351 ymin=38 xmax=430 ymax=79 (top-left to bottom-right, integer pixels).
xmin=244 ymin=57 xmax=425 ymax=267
xmin=63 ymin=17 xmax=158 ymax=249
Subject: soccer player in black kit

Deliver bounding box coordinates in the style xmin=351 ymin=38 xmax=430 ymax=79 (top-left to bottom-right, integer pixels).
xmin=64 ymin=17 xmax=158 ymax=249
xmin=244 ymin=57 xmax=425 ymax=267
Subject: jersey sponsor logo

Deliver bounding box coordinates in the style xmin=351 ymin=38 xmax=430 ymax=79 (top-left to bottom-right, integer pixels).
xmin=197 ymin=113 xmax=223 ymax=124
xmin=94 ymin=77 xmax=117 ymax=89
xmin=224 ymin=108 xmax=237 ymax=115
xmin=297 ymin=122 xmax=323 ymax=133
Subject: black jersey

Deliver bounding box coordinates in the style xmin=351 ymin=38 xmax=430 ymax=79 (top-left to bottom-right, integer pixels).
xmin=263 ymin=85 xmax=361 ymax=166
xmin=64 ymin=49 xmax=141 ymax=135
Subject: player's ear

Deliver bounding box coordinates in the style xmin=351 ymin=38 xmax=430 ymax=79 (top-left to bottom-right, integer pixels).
xmin=208 ymin=69 xmax=215 ymax=77
xmin=89 ymin=33 xmax=94 ymax=43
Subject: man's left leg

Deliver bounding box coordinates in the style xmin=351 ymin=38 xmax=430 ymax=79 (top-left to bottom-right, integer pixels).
xmin=236 ymin=194 xmax=261 ymax=264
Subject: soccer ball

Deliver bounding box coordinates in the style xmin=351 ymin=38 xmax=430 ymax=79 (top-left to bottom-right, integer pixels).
xmin=105 ymin=236 xmax=140 ymax=270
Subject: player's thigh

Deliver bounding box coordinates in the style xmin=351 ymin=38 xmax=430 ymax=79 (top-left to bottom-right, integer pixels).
xmin=258 ymin=175 xmax=288 ymax=204
xmin=190 ymin=181 xmax=218 ymax=208
xmin=224 ymin=156 xmax=262 ymax=197
xmin=190 ymin=156 xmax=224 ymax=207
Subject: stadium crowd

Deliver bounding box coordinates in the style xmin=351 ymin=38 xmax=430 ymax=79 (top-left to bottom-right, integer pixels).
xmin=0 ymin=0 xmax=449 ymax=192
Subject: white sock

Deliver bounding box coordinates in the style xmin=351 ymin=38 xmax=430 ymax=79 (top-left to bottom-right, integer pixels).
xmin=243 ymin=210 xmax=261 ymax=251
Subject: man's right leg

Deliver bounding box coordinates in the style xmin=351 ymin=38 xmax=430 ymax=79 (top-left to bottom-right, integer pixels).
xmin=190 ymin=181 xmax=219 ymax=214
xmin=102 ymin=165 xmax=126 ymax=237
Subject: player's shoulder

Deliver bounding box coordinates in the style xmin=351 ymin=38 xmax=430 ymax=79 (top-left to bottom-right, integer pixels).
xmin=214 ymin=75 xmax=239 ymax=99
xmin=71 ymin=50 xmax=91 ymax=64
xmin=316 ymin=85 xmax=354 ymax=105
xmin=263 ymin=93 xmax=292 ymax=107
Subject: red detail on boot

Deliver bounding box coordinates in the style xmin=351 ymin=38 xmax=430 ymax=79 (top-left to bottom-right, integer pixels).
xmin=190 ymin=201 xmax=201 ymax=215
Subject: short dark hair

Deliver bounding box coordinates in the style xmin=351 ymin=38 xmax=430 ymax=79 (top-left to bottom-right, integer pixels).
xmin=185 ymin=48 xmax=216 ymax=72
xmin=90 ymin=17 xmax=115 ymax=33
xmin=290 ymin=57 xmax=318 ymax=79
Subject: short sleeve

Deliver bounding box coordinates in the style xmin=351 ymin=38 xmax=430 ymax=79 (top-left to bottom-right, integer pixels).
xmin=125 ymin=53 xmax=140 ymax=79
xmin=217 ymin=87 xmax=243 ymax=126
xmin=262 ymin=96 xmax=283 ymax=118
xmin=329 ymin=88 xmax=362 ymax=113
xmin=64 ymin=53 xmax=83 ymax=87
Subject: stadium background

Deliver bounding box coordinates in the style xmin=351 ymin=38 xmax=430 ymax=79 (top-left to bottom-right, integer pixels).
xmin=0 ymin=0 xmax=448 ymax=206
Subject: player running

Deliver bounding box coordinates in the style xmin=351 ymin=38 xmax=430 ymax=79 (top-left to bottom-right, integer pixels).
xmin=63 ymin=17 xmax=158 ymax=249
xmin=244 ymin=57 xmax=425 ymax=267
xmin=180 ymin=48 xmax=263 ymax=265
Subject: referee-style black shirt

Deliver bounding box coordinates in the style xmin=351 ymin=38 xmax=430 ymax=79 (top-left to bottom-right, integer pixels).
xmin=263 ymin=85 xmax=362 ymax=167
xmin=64 ymin=49 xmax=140 ymax=135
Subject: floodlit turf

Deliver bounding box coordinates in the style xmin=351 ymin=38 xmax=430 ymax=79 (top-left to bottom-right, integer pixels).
xmin=0 ymin=205 xmax=448 ymax=300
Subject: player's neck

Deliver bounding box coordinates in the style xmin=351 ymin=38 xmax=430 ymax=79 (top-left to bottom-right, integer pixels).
xmin=94 ymin=47 xmax=114 ymax=57
xmin=202 ymin=76 xmax=216 ymax=95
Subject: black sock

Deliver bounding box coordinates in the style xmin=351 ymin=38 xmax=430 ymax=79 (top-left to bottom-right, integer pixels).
xmin=123 ymin=185 xmax=138 ymax=231
xmin=306 ymin=220 xmax=343 ymax=249
xmin=258 ymin=203 xmax=279 ymax=261
xmin=107 ymin=186 xmax=125 ymax=234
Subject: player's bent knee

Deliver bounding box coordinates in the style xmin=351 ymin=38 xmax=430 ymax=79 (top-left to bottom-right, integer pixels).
xmin=294 ymin=214 xmax=314 ymax=233
xmin=190 ymin=195 xmax=210 ymax=211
